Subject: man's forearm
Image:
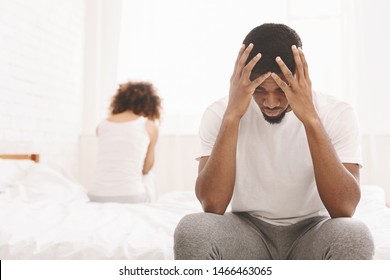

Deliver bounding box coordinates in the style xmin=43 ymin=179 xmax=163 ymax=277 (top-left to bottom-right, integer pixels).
xmin=304 ymin=117 xmax=360 ymax=217
xmin=195 ymin=115 xmax=240 ymax=214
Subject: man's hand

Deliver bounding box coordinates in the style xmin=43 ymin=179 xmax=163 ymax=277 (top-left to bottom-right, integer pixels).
xmin=271 ymin=45 xmax=316 ymax=124
xmin=226 ymin=43 xmax=271 ymax=119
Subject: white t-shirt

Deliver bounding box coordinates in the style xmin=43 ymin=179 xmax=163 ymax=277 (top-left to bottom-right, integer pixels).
xmin=89 ymin=117 xmax=150 ymax=198
xmin=198 ymin=91 xmax=362 ymax=225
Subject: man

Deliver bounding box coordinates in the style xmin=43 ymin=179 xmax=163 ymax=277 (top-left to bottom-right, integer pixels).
xmin=174 ymin=23 xmax=374 ymax=259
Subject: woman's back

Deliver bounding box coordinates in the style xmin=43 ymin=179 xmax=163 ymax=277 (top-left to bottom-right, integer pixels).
xmin=88 ymin=81 xmax=161 ymax=203
xmin=89 ymin=116 xmax=150 ymax=201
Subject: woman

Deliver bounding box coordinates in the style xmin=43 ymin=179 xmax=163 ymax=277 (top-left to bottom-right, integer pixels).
xmin=89 ymin=81 xmax=162 ymax=203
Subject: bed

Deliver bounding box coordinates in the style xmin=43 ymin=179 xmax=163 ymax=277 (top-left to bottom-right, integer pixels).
xmin=0 ymin=154 xmax=389 ymax=259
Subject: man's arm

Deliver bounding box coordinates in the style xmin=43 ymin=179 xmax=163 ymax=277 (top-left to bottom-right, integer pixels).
xmin=302 ymin=118 xmax=360 ymax=217
xmin=272 ymin=45 xmax=360 ymax=217
xmin=196 ymin=44 xmax=270 ymax=214
xmin=195 ymin=115 xmax=241 ymax=214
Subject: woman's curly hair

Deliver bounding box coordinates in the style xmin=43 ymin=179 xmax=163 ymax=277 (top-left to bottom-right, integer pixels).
xmin=110 ymin=81 xmax=162 ymax=121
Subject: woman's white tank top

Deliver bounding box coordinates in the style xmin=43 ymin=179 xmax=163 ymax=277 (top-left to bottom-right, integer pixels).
xmin=89 ymin=117 xmax=150 ymax=197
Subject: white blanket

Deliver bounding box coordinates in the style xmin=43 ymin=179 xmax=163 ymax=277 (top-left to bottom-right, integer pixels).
xmin=355 ymin=185 xmax=390 ymax=260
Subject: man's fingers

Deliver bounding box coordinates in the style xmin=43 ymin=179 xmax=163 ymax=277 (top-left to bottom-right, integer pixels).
xmin=275 ymin=56 xmax=294 ymax=85
xmin=271 ymin=73 xmax=290 ymax=93
xmin=292 ymin=45 xmax=304 ymax=80
xmin=232 ymin=44 xmax=246 ymax=75
xmin=232 ymin=43 xmax=254 ymax=80
xmin=252 ymin=72 xmax=271 ymax=88
xmin=298 ymin=47 xmax=311 ymax=82
xmin=243 ymin=53 xmax=262 ymax=79
xmin=238 ymin=43 xmax=254 ymax=69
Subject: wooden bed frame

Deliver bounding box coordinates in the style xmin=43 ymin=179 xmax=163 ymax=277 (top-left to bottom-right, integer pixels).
xmin=0 ymin=154 xmax=40 ymax=163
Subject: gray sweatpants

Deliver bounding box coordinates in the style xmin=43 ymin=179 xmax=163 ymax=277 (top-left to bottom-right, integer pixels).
xmin=174 ymin=212 xmax=375 ymax=260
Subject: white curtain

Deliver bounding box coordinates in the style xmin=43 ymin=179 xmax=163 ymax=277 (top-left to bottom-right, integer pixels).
xmin=80 ymin=0 xmax=123 ymax=189
xmin=350 ymin=0 xmax=390 ymax=203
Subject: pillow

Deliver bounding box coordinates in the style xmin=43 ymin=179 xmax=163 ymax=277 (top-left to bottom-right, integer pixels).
xmin=0 ymin=159 xmax=35 ymax=187
xmin=7 ymin=163 xmax=89 ymax=203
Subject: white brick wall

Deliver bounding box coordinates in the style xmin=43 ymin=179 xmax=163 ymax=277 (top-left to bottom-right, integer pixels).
xmin=0 ymin=0 xmax=84 ymax=178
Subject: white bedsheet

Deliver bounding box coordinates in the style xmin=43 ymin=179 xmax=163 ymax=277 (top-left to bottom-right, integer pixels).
xmin=0 ymin=162 xmax=389 ymax=259
xmin=0 ymin=191 xmax=201 ymax=259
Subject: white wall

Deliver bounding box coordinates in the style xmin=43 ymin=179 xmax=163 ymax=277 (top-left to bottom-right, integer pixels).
xmin=0 ymin=0 xmax=84 ymax=178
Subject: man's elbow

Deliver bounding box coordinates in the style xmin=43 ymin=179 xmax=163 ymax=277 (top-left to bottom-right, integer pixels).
xmin=329 ymin=202 xmax=359 ymax=218
xmin=329 ymin=185 xmax=361 ymax=218
xmin=195 ymin=178 xmax=231 ymax=215
xmin=199 ymin=197 xmax=228 ymax=215
xmin=330 ymin=211 xmax=354 ymax=219
xmin=203 ymin=205 xmax=226 ymax=215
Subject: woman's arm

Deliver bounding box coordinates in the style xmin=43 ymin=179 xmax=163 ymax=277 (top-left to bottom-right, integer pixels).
xmin=143 ymin=120 xmax=159 ymax=175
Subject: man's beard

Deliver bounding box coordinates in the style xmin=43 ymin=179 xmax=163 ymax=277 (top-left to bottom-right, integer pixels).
xmin=262 ymin=108 xmax=288 ymax=124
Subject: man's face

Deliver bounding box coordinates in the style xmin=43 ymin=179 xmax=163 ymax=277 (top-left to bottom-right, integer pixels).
xmin=251 ymin=74 xmax=291 ymax=124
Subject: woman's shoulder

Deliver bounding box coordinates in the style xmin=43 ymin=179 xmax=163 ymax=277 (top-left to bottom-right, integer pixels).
xmin=145 ymin=119 xmax=159 ymax=138
xmin=145 ymin=119 xmax=158 ymax=131
xmin=107 ymin=111 xmax=141 ymax=122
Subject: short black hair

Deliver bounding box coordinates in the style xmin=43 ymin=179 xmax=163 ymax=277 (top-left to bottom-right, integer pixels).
xmin=243 ymin=23 xmax=302 ymax=76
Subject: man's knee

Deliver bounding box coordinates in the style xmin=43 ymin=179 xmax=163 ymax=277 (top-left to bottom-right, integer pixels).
xmin=326 ymin=218 xmax=375 ymax=259
xmin=173 ymin=212 xmax=216 ymax=259
xmin=174 ymin=213 xmax=213 ymax=241
xmin=174 ymin=213 xmax=198 ymax=243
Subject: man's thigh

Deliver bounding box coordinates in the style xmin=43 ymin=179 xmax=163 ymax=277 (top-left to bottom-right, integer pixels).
xmin=174 ymin=212 xmax=271 ymax=260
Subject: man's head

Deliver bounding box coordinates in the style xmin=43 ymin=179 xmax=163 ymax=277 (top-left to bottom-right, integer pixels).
xmin=243 ymin=23 xmax=302 ymax=76
xmin=243 ymin=23 xmax=302 ymax=124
